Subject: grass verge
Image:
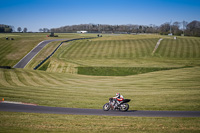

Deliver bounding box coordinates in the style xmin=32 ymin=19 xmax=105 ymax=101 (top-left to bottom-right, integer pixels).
xmin=0 ymin=112 xmax=200 ymax=133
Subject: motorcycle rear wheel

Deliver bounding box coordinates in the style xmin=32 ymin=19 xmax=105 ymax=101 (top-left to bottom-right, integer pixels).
xmin=103 ymin=103 xmax=110 ymax=111
xmin=119 ymin=103 xmax=129 ymax=112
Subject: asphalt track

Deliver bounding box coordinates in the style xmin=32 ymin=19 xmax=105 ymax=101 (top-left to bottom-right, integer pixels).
xmin=13 ymin=39 xmax=69 ymax=68
xmin=0 ymin=102 xmax=200 ymax=117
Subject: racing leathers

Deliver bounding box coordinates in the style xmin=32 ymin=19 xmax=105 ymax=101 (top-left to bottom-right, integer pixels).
xmin=113 ymin=95 xmax=124 ymax=108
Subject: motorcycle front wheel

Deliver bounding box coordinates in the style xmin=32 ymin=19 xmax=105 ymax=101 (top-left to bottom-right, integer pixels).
xmin=119 ymin=103 xmax=129 ymax=112
xmin=103 ymin=103 xmax=110 ymax=111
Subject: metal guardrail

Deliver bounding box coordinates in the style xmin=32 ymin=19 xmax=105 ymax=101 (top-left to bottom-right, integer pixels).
xmin=33 ymin=37 xmax=96 ymax=70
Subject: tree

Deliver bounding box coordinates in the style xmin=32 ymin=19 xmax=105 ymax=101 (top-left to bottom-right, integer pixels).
xmin=17 ymin=27 xmax=22 ymax=32
xmin=42 ymin=28 xmax=49 ymax=32
xmin=182 ymin=21 xmax=188 ymax=35
xmin=159 ymin=23 xmax=170 ymax=35
xmin=186 ymin=20 xmax=200 ymax=37
xmin=172 ymin=22 xmax=182 ymax=35
xmin=0 ymin=24 xmax=13 ymax=33
xmin=39 ymin=28 xmax=43 ymax=32
xmin=23 ymin=27 xmax=28 ymax=33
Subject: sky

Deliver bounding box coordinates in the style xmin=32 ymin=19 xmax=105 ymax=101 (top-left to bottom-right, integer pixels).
xmin=1 ymin=0 xmax=200 ymax=32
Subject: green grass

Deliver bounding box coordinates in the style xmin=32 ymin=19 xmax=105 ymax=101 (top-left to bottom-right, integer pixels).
xmin=155 ymin=38 xmax=200 ymax=58
xmin=38 ymin=61 xmax=50 ymax=71
xmin=77 ymin=66 xmax=190 ymax=76
xmin=0 ymin=66 xmax=199 ymax=111
xmin=0 ymin=33 xmax=96 ymax=67
xmin=57 ymin=38 xmax=157 ymax=59
xmin=0 ymin=112 xmax=200 ymax=133
xmin=44 ymin=35 xmax=200 ymax=75
xmin=1 ymin=34 xmax=200 ymax=110
xmin=0 ymin=34 xmax=200 ymax=132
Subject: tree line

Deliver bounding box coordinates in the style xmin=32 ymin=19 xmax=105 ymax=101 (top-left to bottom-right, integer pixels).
xmin=51 ymin=20 xmax=200 ymax=37
xmin=0 ymin=25 xmax=28 ymax=33
xmin=0 ymin=24 xmax=13 ymax=33
xmin=1 ymin=20 xmax=200 ymax=36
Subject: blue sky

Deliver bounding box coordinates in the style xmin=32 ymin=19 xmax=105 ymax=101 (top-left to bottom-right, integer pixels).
xmin=1 ymin=0 xmax=200 ymax=32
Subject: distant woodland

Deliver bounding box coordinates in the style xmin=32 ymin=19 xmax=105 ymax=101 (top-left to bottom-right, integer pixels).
xmin=51 ymin=20 xmax=200 ymax=37
xmin=0 ymin=24 xmax=13 ymax=33
xmin=1 ymin=20 xmax=200 ymax=37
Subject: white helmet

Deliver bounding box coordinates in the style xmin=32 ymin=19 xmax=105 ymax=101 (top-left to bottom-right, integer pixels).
xmin=116 ymin=93 xmax=120 ymax=98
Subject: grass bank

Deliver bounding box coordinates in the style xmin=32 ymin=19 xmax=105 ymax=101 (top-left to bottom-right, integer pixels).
xmin=0 ymin=66 xmax=199 ymax=111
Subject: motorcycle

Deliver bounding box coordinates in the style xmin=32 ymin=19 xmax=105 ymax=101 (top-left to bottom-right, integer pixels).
xmin=103 ymin=98 xmax=131 ymax=112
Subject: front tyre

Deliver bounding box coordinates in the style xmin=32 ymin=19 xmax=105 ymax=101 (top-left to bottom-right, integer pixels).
xmin=119 ymin=103 xmax=129 ymax=112
xmin=103 ymin=103 xmax=110 ymax=111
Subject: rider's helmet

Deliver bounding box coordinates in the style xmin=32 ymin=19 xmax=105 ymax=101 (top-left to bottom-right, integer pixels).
xmin=116 ymin=93 xmax=120 ymax=98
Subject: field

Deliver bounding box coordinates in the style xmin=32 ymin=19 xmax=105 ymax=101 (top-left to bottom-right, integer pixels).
xmin=0 ymin=33 xmax=200 ymax=132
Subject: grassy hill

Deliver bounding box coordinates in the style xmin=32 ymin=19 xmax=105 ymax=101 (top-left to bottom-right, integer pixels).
xmin=0 ymin=33 xmax=95 ymax=67
xmin=41 ymin=35 xmax=200 ymax=76
xmin=0 ymin=33 xmax=200 ymax=132
xmin=0 ymin=33 xmax=199 ymax=111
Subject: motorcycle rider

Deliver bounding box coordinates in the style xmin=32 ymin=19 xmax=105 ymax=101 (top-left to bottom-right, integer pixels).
xmin=113 ymin=93 xmax=124 ymax=108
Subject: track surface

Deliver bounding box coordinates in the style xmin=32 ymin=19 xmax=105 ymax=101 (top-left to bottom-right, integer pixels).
xmin=13 ymin=39 xmax=69 ymax=68
xmin=0 ymin=102 xmax=200 ymax=117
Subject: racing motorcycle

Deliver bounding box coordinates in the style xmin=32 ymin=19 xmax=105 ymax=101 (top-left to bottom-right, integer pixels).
xmin=103 ymin=98 xmax=131 ymax=112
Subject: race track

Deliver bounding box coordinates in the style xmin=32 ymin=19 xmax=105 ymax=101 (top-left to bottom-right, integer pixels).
xmin=0 ymin=102 xmax=200 ymax=117
xmin=13 ymin=39 xmax=69 ymax=68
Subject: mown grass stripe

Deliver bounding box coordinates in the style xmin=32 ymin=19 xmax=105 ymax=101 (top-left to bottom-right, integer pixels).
xmin=94 ymin=41 xmax=101 ymax=58
xmin=65 ymin=42 xmax=81 ymax=59
xmin=185 ymin=39 xmax=190 ymax=58
xmin=165 ymin=40 xmax=172 ymax=57
xmin=112 ymin=40 xmax=118 ymax=58
xmin=25 ymin=71 xmax=44 ymax=86
xmin=170 ymin=40 xmax=177 ymax=58
xmin=0 ymin=42 xmax=11 ymax=56
xmin=143 ymin=39 xmax=151 ymax=56
xmin=127 ymin=40 xmax=133 ymax=58
xmin=123 ymin=40 xmax=128 ymax=58
xmin=86 ymin=41 xmax=96 ymax=58
xmin=0 ymin=69 xmax=12 ymax=87
xmin=103 ymin=41 xmax=109 ymax=58
xmin=87 ymin=41 xmax=97 ymax=58
xmin=179 ymin=39 xmax=184 ymax=58
xmin=119 ymin=40 xmax=124 ymax=58
xmin=138 ymin=40 xmax=145 ymax=57
xmin=92 ymin=41 xmax=101 ymax=58
xmin=3 ymin=69 xmax=17 ymax=86
xmin=29 ymin=71 xmax=54 ymax=86
xmin=191 ymin=39 xmax=197 ymax=58
xmin=196 ymin=39 xmax=200 ymax=57
xmin=135 ymin=42 xmax=139 ymax=57
xmin=97 ymin=41 xmax=104 ymax=58
xmin=143 ymin=41 xmax=150 ymax=56
xmin=77 ymin=42 xmax=89 ymax=58
xmin=110 ymin=40 xmax=115 ymax=58
xmin=10 ymin=70 xmax=26 ymax=86
xmin=34 ymin=71 xmax=62 ymax=86
xmin=107 ymin=41 xmax=113 ymax=58
xmin=161 ymin=40 xmax=168 ymax=57
xmin=174 ymin=40 xmax=180 ymax=58
xmin=78 ymin=41 xmax=91 ymax=58
xmin=195 ymin=40 xmax=200 ymax=57
xmin=15 ymin=69 xmax=39 ymax=86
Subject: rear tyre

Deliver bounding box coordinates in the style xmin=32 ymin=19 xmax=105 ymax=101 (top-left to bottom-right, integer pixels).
xmin=119 ymin=103 xmax=129 ymax=112
xmin=103 ymin=103 xmax=110 ymax=111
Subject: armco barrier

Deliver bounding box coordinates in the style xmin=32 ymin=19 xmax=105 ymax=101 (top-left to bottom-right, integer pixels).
xmin=33 ymin=37 xmax=96 ymax=70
